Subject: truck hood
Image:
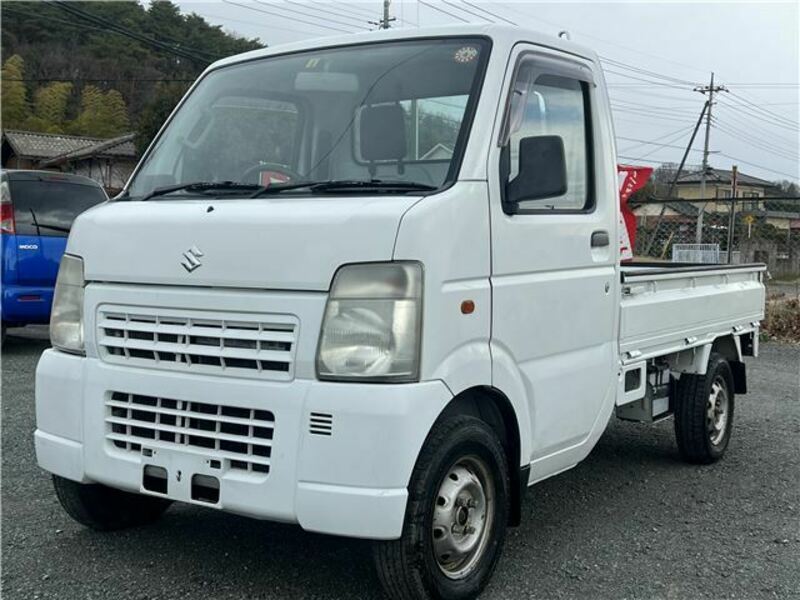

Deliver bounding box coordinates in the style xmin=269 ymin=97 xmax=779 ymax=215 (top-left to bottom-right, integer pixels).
xmin=68 ymin=196 xmax=420 ymax=291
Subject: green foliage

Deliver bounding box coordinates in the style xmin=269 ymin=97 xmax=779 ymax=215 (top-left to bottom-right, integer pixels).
xmin=68 ymin=86 xmax=130 ymax=138
xmin=30 ymin=82 xmax=73 ymax=133
xmin=1 ymin=1 xmax=263 ymax=142
xmin=1 ymin=55 xmax=30 ymax=128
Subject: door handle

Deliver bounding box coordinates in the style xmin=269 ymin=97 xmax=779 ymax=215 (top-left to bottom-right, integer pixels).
xmin=591 ymin=230 xmax=610 ymax=248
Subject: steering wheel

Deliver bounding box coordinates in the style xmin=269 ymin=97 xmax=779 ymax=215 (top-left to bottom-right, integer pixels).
xmin=240 ymin=162 xmax=304 ymax=186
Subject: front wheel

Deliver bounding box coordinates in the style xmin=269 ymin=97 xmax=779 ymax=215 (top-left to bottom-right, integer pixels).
xmin=373 ymin=415 xmax=510 ymax=600
xmin=674 ymin=352 xmax=735 ymax=464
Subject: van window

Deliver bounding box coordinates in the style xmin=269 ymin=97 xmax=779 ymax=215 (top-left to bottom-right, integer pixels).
xmin=10 ymin=179 xmax=107 ymax=237
xmin=506 ymin=68 xmax=592 ymax=211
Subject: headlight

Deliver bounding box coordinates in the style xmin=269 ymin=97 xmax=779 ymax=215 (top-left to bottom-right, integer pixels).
xmin=50 ymin=254 xmax=85 ymax=355
xmin=317 ymin=262 xmax=422 ymax=382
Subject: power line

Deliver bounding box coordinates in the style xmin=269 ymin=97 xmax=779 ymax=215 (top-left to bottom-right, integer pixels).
xmin=441 ymin=0 xmax=492 ymax=22
xmin=616 ymin=126 xmax=695 ymax=152
xmin=284 ymin=0 xmax=369 ymax=26
xmin=270 ymin=0 xmax=369 ymax=30
xmin=604 ymin=69 xmax=695 ymax=90
xmin=221 ymin=0 xmax=355 ymax=33
xmin=2 ymin=77 xmax=195 ymax=83
xmin=617 ymin=136 xmax=703 ymax=151
xmin=726 ymin=91 xmax=799 ymax=129
xmin=458 ymin=0 xmax=516 ymax=25
xmin=48 ymin=0 xmax=214 ymax=64
xmin=610 ymin=105 xmax=702 ymax=124
xmin=600 ymin=56 xmax=699 ymax=87
xmin=711 ymin=112 xmax=798 ymax=153
xmin=417 ymin=0 xmax=469 ymax=23
xmin=711 ymin=120 xmax=799 ymax=162
xmin=196 ymin=11 xmax=322 ymax=37
xmin=717 ymin=153 xmax=799 ymax=180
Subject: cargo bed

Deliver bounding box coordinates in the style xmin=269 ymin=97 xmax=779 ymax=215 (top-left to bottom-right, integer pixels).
xmin=619 ymin=263 xmax=766 ymax=363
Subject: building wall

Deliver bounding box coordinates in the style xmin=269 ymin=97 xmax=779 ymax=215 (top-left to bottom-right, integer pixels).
xmin=69 ymin=157 xmax=136 ymax=194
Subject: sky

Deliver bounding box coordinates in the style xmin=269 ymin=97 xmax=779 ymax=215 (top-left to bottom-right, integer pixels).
xmin=173 ymin=0 xmax=799 ymax=184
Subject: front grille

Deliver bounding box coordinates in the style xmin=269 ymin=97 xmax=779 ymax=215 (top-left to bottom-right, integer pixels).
xmin=97 ymin=308 xmax=297 ymax=380
xmin=106 ymin=392 xmax=274 ymax=474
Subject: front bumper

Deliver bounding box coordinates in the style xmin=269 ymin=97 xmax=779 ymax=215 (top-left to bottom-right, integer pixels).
xmin=35 ymin=349 xmax=452 ymax=539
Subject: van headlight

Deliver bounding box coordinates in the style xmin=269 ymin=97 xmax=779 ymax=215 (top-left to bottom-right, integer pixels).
xmin=317 ymin=262 xmax=422 ymax=382
xmin=50 ymin=254 xmax=85 ymax=355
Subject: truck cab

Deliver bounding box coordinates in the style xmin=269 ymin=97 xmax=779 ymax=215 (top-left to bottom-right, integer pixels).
xmin=35 ymin=25 xmax=765 ymax=600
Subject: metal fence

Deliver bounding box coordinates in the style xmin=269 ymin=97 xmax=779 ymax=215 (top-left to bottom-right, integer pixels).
xmin=632 ymin=198 xmax=800 ymax=281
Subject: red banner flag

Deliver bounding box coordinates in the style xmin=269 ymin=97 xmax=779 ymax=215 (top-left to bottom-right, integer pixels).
xmin=617 ymin=165 xmax=653 ymax=260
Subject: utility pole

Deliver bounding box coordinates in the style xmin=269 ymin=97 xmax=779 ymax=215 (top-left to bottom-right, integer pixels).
xmin=643 ymin=101 xmax=709 ymax=256
xmin=726 ymin=165 xmax=738 ymax=263
xmin=693 ymin=72 xmax=727 ymax=243
xmin=370 ymin=0 xmax=396 ymax=29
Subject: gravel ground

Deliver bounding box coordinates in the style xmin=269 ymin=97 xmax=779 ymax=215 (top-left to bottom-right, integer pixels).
xmin=2 ymin=327 xmax=798 ymax=599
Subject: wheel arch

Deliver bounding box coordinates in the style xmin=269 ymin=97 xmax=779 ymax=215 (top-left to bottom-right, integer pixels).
xmin=436 ymin=385 xmax=527 ymax=527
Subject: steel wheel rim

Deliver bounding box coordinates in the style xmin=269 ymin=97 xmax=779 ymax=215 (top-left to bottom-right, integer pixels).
xmin=431 ymin=455 xmax=495 ymax=579
xmin=707 ymin=375 xmax=729 ymax=446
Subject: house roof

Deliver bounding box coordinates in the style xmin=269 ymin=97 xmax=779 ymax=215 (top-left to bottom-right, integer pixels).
xmin=666 ymin=202 xmax=699 ymax=217
xmin=2 ymin=130 xmax=136 ymax=162
xmin=676 ymin=167 xmax=773 ymax=188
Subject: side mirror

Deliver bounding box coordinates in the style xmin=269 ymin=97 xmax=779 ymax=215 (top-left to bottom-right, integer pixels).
xmin=505 ymin=135 xmax=567 ymax=210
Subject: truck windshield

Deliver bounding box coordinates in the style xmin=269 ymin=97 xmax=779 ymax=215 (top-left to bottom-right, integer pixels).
xmin=126 ymin=37 xmax=490 ymax=200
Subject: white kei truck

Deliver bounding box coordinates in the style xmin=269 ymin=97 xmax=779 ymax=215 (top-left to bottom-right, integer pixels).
xmin=36 ymin=25 xmax=765 ymax=600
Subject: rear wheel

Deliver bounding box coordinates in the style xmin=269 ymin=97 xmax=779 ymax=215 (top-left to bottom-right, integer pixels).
xmin=674 ymin=352 xmax=735 ymax=464
xmin=373 ymin=415 xmax=510 ymax=600
xmin=53 ymin=475 xmax=171 ymax=531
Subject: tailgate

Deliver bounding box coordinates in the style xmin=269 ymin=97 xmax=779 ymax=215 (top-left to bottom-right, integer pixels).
xmin=10 ymin=175 xmax=105 ymax=286
xmin=619 ymin=264 xmax=766 ymax=360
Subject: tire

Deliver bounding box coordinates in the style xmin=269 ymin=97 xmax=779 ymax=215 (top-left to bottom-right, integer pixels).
xmin=373 ymin=415 xmax=510 ymax=600
xmin=53 ymin=475 xmax=171 ymax=531
xmin=674 ymin=352 xmax=735 ymax=464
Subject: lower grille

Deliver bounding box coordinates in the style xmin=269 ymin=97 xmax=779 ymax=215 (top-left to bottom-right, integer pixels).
xmin=106 ymin=392 xmax=274 ymax=474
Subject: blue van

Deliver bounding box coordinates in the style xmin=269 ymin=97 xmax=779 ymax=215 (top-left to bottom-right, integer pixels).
xmin=1 ymin=170 xmax=107 ymax=340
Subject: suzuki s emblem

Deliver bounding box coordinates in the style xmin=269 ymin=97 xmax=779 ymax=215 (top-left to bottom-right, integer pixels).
xmin=181 ymin=246 xmax=204 ymax=272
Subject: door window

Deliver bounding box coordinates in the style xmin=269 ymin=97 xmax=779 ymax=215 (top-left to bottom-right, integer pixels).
xmin=503 ymin=60 xmax=592 ymax=211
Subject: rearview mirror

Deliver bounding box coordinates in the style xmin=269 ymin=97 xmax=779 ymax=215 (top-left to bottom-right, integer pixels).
xmin=505 ymin=135 xmax=567 ymax=210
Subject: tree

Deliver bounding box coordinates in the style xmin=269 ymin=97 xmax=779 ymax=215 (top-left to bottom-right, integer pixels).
xmin=27 ymin=81 xmax=73 ymax=133
xmin=1 ymin=55 xmax=30 ymax=128
xmin=68 ymin=85 xmax=130 ymax=138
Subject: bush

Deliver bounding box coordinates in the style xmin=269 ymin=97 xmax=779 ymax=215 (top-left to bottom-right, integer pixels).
xmin=762 ymin=297 xmax=800 ymax=343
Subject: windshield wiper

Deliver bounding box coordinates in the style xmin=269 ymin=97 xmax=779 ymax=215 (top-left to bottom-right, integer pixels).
xmin=250 ymin=179 xmax=437 ymax=198
xmin=35 ymin=222 xmax=71 ymax=234
xmin=139 ymin=181 xmax=262 ymax=201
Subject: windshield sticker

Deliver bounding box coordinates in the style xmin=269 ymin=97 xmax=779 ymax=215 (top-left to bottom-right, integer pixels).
xmin=454 ymin=46 xmax=479 ymax=64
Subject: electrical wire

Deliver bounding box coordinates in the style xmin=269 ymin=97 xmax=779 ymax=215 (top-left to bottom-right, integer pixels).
xmin=457 ymin=0 xmax=516 ymax=26
xmin=717 ymin=153 xmax=799 ymax=180
xmin=48 ymin=1 xmax=214 ymax=64
xmin=268 ymin=0 xmax=369 ymax=30
xmin=725 ymin=91 xmax=799 ymax=129
xmin=441 ymin=0 xmax=492 ymax=22
xmin=221 ymin=0 xmax=355 ymax=33
xmin=417 ymin=0 xmax=469 ymax=23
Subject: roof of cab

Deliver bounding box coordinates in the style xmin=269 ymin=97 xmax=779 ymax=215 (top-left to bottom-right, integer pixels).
xmin=206 ymin=24 xmax=599 ymax=73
